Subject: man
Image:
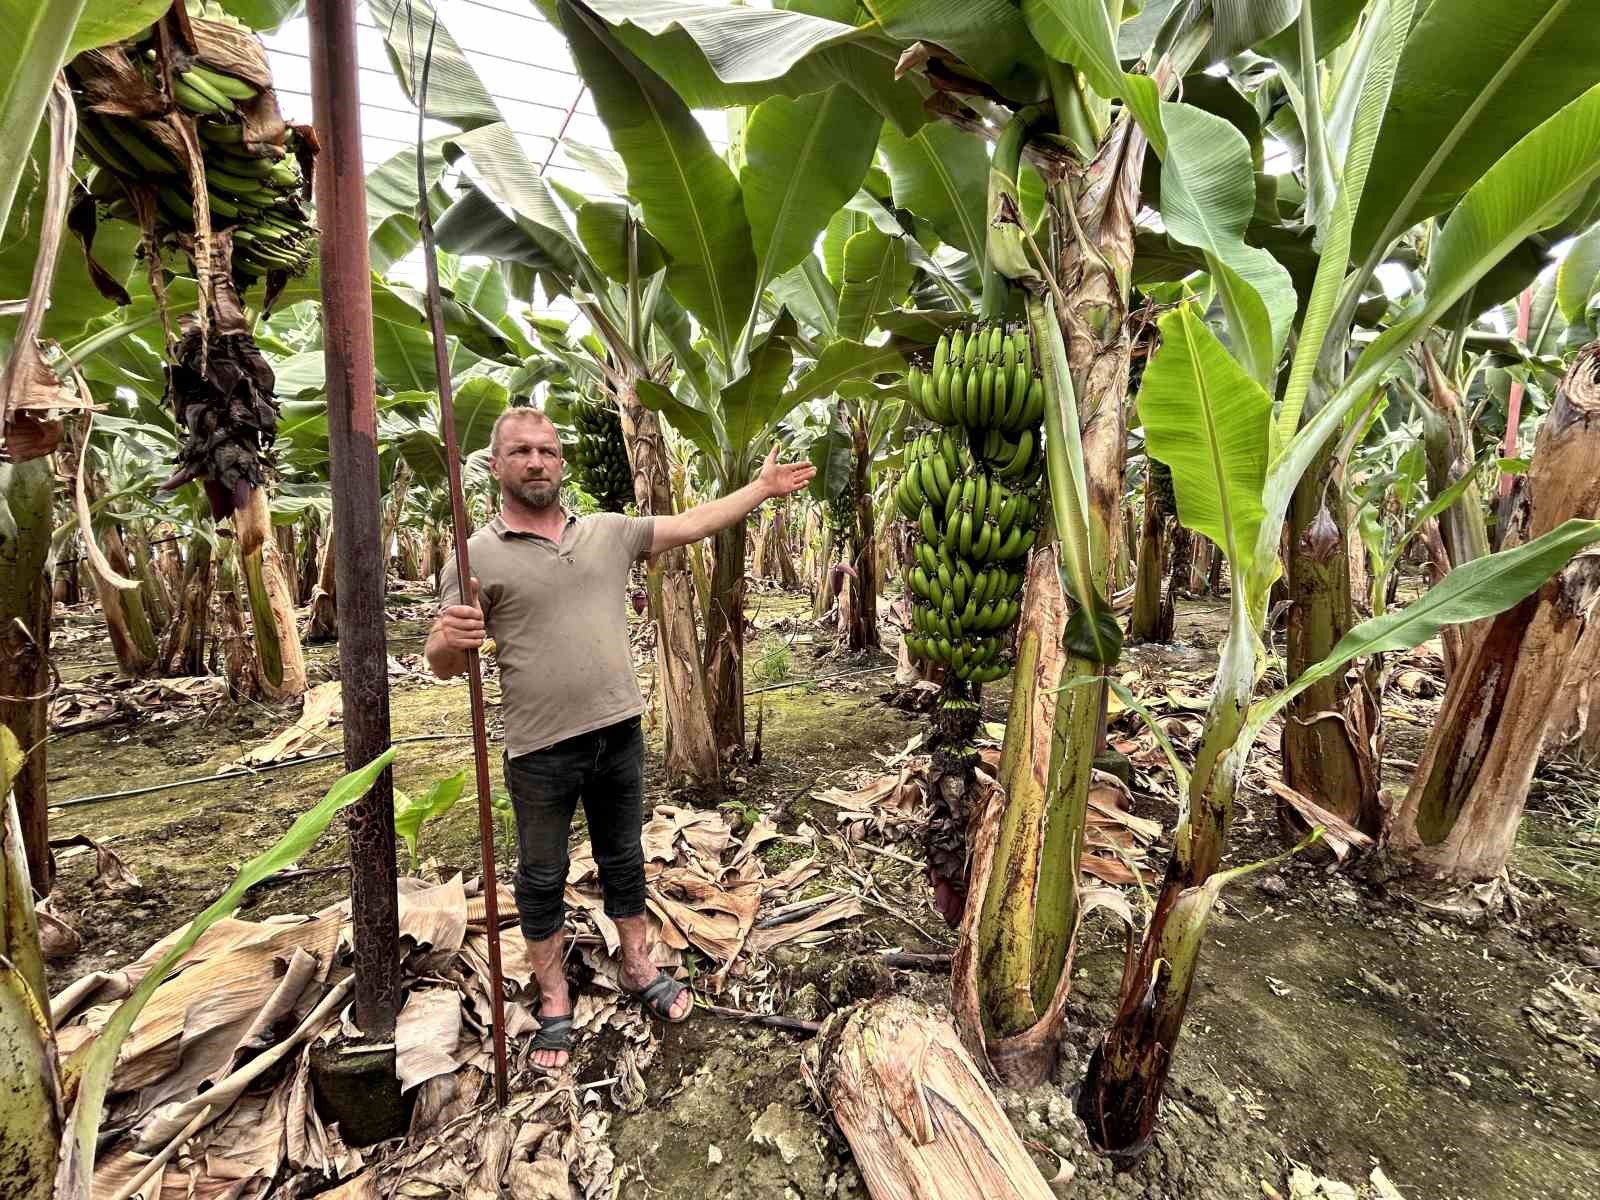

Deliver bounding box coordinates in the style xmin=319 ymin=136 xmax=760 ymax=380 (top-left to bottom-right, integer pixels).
xmin=427 ymin=407 xmax=813 ymax=1069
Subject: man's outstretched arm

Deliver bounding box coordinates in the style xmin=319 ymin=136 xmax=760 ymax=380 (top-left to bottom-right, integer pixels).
xmin=650 ymin=445 xmax=814 ymax=554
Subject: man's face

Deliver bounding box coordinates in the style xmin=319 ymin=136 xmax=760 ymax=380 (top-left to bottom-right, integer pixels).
xmin=491 ymin=418 xmax=564 ymax=510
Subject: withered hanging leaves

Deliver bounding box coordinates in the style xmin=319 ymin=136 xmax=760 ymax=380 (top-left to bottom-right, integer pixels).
xmin=160 ymin=307 xmax=278 ymax=520
xmin=67 ymin=187 xmax=132 ymax=305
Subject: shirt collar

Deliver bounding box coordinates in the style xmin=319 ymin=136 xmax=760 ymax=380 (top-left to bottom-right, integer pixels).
xmin=489 ymin=510 xmax=576 ymax=540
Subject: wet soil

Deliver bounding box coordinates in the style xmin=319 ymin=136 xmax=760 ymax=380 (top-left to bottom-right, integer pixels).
xmin=41 ymin=586 xmax=1600 ymax=1199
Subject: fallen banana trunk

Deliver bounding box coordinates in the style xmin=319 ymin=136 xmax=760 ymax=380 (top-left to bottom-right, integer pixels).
xmin=802 ymin=997 xmax=1057 ymax=1200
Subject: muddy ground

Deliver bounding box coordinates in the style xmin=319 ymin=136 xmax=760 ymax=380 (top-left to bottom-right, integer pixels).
xmin=41 ymin=584 xmax=1600 ymax=1200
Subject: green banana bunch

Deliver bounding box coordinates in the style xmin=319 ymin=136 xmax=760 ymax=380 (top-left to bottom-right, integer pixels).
xmin=70 ymin=1 xmax=315 ymax=281
xmin=570 ymin=400 xmax=633 ymax=513
xmin=895 ymin=317 xmax=1055 ymax=683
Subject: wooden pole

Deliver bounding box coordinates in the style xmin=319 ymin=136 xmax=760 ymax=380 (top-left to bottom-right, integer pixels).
xmin=307 ymin=0 xmax=400 ymax=1039
xmin=413 ymin=18 xmax=510 ymax=1109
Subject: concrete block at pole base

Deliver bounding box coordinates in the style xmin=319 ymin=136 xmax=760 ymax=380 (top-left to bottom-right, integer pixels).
xmin=310 ymin=1037 xmax=413 ymax=1147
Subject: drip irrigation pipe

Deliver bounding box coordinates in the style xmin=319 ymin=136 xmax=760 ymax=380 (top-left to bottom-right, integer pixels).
xmin=49 ymin=733 xmax=472 ymax=810
xmin=51 ymin=663 xmax=899 ymax=810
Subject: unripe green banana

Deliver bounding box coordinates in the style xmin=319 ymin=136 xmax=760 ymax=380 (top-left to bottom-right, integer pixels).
xmin=174 ymin=77 xmax=231 ymax=116
xmin=1021 ymin=374 xmax=1045 ymax=427
xmin=998 ymin=428 xmax=1035 ymax=479
xmin=187 ymin=64 xmax=259 ymax=102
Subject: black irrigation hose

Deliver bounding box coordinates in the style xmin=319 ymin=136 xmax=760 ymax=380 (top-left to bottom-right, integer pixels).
xmin=51 ymin=733 xmax=472 ymax=811
xmin=51 ymin=664 xmax=898 ymax=811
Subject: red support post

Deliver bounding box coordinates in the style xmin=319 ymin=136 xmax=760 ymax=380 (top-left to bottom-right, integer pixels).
xmin=307 ymin=0 xmax=400 ymax=1040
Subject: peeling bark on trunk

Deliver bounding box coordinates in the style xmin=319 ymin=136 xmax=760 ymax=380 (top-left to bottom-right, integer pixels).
xmin=1420 ymin=520 xmax=1464 ymax=680
xmin=1189 ymin=538 xmax=1213 ymax=595
xmin=767 ymin=506 xmax=801 ymax=589
xmin=0 ymin=459 xmax=55 ymax=893
xmin=618 ymin=388 xmax=719 ymax=788
xmin=1385 ymin=344 xmax=1600 ymax=891
xmin=1547 ymin=618 xmax=1600 ymax=760
xmin=160 ymin=532 xmax=213 ymax=677
xmin=1283 ymin=497 xmax=1381 ymax=840
xmin=704 ymin=517 xmax=748 ymax=758
xmin=813 ymin=523 xmax=835 ymax=620
xmin=218 ymin=569 xmax=260 ymax=704
xmin=130 ymin=530 xmax=173 ymax=634
xmin=1166 ymin=523 xmax=1193 ymax=615
xmin=802 ymin=998 xmax=1058 ymax=1200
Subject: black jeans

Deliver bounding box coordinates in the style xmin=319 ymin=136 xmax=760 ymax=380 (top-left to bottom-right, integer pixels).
xmin=503 ymin=715 xmax=647 ymax=941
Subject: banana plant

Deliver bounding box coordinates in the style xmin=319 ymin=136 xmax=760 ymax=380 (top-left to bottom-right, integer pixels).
xmin=1062 ymin=0 xmax=1600 ymax=1152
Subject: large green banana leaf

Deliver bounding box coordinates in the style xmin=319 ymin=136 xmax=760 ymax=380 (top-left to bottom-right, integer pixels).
xmin=719 ymin=314 xmax=798 ymax=475
xmin=1157 ymin=101 xmax=1296 ymax=387
xmin=560 ymin=1 xmax=757 ymax=364
xmin=877 ymin=122 xmax=988 ymax=259
xmin=1266 ymin=80 xmax=1600 ymax=582
xmin=782 ymin=339 xmax=906 ymax=411
xmin=212 ymin=1 xmax=304 ymax=30
xmin=742 ymin=87 xmax=882 ymax=319
xmin=835 ymin=229 xmax=913 ymax=344
xmin=1352 ymin=0 xmax=1600 ymax=266
xmin=1556 ymin=223 xmax=1600 ymax=324
xmin=862 ymin=0 xmax=1048 ymax=102
xmin=1139 ymin=304 xmax=1270 ymax=582
xmin=1247 ymin=520 xmax=1600 ymax=739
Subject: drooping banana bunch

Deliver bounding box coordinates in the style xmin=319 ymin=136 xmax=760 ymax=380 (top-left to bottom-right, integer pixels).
xmin=67 ymin=1 xmax=315 ymax=522
xmin=894 ymin=321 xmax=1045 ymax=684
xmin=569 ymin=399 xmax=634 ymax=513
xmin=70 ymin=0 xmax=315 ymax=282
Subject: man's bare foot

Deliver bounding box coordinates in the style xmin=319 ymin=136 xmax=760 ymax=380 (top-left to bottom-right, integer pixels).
xmin=619 ymin=956 xmax=692 ymax=1021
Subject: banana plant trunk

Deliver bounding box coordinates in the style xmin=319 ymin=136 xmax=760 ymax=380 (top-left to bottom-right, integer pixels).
xmin=68 ymin=423 xmax=159 ymax=677
xmin=1283 ymin=424 xmax=1381 ymax=839
xmin=298 ymin=511 xmax=321 ymax=605
xmin=0 ymin=459 xmax=55 ymax=893
xmin=161 ymin=532 xmax=214 ymax=677
xmin=617 ymin=386 xmax=720 ymax=788
xmin=1189 ymin=538 xmax=1213 ymax=594
xmin=1546 ymin=616 xmax=1600 ymax=760
xmin=768 ymin=505 xmax=801 ymax=589
xmin=1384 ymin=345 xmax=1600 ymax=890
xmin=235 ymin=486 xmax=307 ymax=702
xmin=813 ymin=522 xmax=835 ymax=619
xmin=704 ymin=507 xmax=749 ymax=758
xmin=308 ymin=526 xmax=338 ymax=642
xmin=957 ymin=108 xmax=1142 ymax=1086
xmin=1130 ymin=465 xmax=1172 ymax=642
xmin=844 ymin=409 xmax=879 ymax=652
xmin=1081 ymin=642 xmax=1254 ymax=1153
xmin=752 ymin=511 xmax=772 ymax=579
xmin=217 ymin=557 xmax=260 ymax=703
xmin=130 ymin=530 xmax=174 ymax=634
xmin=1166 ymin=522 xmax=1194 ymax=621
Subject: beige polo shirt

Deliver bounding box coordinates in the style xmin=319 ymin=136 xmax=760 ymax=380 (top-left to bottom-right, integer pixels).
xmin=439 ymin=511 xmax=654 ymax=757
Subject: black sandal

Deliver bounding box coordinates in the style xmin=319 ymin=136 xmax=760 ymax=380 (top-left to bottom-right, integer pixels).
xmin=628 ymin=971 xmax=693 ymax=1024
xmin=530 ymin=1014 xmax=574 ymax=1066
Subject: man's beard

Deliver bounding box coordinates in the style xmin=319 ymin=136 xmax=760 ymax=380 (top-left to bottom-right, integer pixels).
xmin=502 ymin=476 xmax=561 ymax=510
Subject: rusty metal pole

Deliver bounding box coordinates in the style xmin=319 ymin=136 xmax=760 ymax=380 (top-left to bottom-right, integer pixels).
xmin=411 ymin=19 xmax=511 ymax=1110
xmin=307 ymin=0 xmax=400 ymax=1040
